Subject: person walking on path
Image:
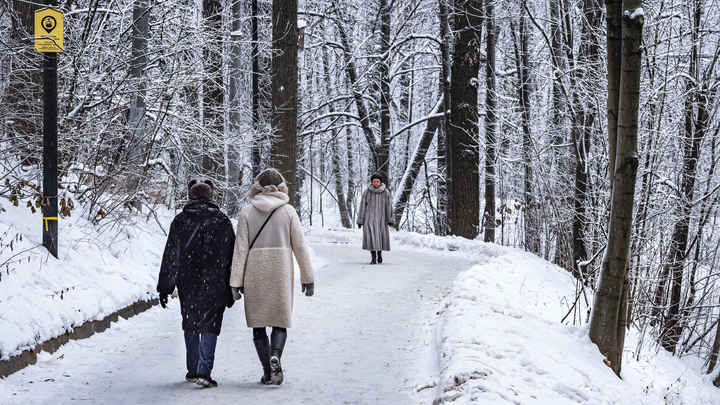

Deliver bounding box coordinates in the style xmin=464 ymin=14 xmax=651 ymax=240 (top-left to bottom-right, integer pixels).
xmin=157 ymin=179 xmax=236 ymax=389
xmin=356 ymin=173 xmax=395 ymax=264
xmin=230 ymin=168 xmax=315 ymax=386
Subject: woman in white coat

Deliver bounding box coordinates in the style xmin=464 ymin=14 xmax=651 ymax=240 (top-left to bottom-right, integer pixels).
xmin=230 ymin=168 xmax=315 ymax=386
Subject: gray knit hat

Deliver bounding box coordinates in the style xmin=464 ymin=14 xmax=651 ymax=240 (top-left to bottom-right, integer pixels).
xmin=256 ymin=168 xmax=284 ymax=187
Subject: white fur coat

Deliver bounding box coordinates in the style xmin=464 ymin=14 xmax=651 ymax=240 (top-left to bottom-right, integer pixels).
xmin=230 ymin=181 xmax=314 ymax=328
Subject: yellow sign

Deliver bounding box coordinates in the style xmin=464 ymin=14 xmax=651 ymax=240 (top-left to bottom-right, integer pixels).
xmin=35 ymin=8 xmax=64 ymax=52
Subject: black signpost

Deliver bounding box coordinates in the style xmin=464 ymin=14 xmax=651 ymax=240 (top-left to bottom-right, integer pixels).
xmin=42 ymin=50 xmax=58 ymax=258
xmin=36 ymin=2 xmax=62 ymax=258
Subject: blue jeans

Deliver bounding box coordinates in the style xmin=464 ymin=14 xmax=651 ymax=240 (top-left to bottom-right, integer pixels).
xmin=184 ymin=332 xmax=218 ymax=378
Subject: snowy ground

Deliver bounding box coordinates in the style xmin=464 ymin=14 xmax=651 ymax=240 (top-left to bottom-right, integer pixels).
xmin=1 ymin=206 xmax=720 ymax=404
xmin=0 ymin=237 xmax=474 ymax=404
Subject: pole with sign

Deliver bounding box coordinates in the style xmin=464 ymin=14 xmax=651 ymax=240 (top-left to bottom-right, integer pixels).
xmin=35 ymin=5 xmax=63 ymax=258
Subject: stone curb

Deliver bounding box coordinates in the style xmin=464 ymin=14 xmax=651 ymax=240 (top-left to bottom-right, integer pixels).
xmin=0 ymin=298 xmax=159 ymax=378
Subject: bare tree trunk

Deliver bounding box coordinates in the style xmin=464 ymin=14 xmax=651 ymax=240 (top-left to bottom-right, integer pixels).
xmin=376 ymin=0 xmax=392 ymax=182
xmin=709 ymin=309 xmax=720 ymax=376
xmin=549 ymin=0 xmax=566 ymax=150
xmin=251 ymin=0 xmax=262 ymax=177
xmin=4 ymin=1 xmax=43 ymax=164
xmin=202 ymin=0 xmax=225 ymax=185
xmin=660 ymin=3 xmax=706 ymax=352
xmin=125 ymin=0 xmax=149 ymax=205
xmin=681 ymin=91 xmax=718 ymax=358
xmin=436 ymin=0 xmax=452 ymax=236
xmin=332 ymin=136 xmax=352 ymax=227
xmin=512 ymin=4 xmax=539 ymax=254
xmin=333 ymin=5 xmax=379 ymax=169
xmin=448 ymin=0 xmax=482 ymax=240
xmin=588 ymin=0 xmax=643 ymax=377
xmin=323 ymin=47 xmax=352 ymax=228
xmin=606 ymin=0 xmax=622 ymax=191
xmin=227 ymin=0 xmax=243 ymax=215
xmin=346 ymin=117 xmax=358 ymax=222
xmin=548 ymin=0 xmax=572 ymax=268
xmin=483 ymin=0 xmax=496 ymax=242
xmin=394 ymin=101 xmax=443 ymax=225
xmin=270 ymin=0 xmax=299 ymax=201
xmin=571 ymin=0 xmax=602 ymax=278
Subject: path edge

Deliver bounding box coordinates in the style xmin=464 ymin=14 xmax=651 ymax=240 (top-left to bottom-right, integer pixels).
xmin=0 ymin=298 xmax=158 ymax=378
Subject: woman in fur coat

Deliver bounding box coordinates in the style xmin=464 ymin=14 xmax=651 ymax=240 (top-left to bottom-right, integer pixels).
xmin=229 ymin=168 xmax=315 ymax=386
xmin=356 ymin=173 xmax=395 ymax=264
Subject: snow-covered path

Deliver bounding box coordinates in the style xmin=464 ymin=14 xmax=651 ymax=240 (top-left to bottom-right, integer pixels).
xmin=2 ymin=242 xmax=475 ymax=404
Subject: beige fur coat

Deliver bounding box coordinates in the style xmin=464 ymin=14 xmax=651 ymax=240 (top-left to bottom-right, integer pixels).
xmin=230 ymin=180 xmax=314 ymax=328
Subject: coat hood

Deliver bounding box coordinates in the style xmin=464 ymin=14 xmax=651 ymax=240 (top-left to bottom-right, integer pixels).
xmin=183 ymin=197 xmax=220 ymax=216
xmin=250 ymin=172 xmax=290 ymax=212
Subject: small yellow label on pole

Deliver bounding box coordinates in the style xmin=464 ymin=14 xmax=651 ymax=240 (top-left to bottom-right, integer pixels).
xmin=43 ymin=217 xmax=58 ymax=231
xmin=35 ymin=8 xmax=64 ymax=53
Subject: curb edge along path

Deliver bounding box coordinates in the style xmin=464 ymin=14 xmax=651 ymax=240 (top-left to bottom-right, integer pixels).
xmin=0 ymin=299 xmax=158 ymax=378
xmin=1 ymin=242 xmax=475 ymax=405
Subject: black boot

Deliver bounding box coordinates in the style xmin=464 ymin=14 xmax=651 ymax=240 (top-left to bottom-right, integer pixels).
xmin=377 ymin=251 xmax=383 ymax=264
xmin=370 ymin=251 xmax=377 ymax=264
xmin=270 ymin=327 xmax=287 ymax=385
xmin=253 ymin=337 xmax=273 ymax=384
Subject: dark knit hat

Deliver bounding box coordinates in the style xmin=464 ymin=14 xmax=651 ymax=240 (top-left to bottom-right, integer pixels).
xmin=257 ymin=168 xmax=284 ymax=187
xmin=370 ymin=173 xmax=383 ymax=183
xmin=188 ymin=179 xmax=214 ymax=200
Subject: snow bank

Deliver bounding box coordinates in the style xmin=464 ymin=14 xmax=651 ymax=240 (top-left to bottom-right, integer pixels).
xmin=403 ymin=234 xmax=720 ymax=404
xmin=0 ymin=201 xmax=172 ymax=361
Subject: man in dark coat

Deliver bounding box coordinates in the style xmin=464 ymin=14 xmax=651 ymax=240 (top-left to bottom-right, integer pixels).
xmin=157 ymin=179 xmax=235 ymax=388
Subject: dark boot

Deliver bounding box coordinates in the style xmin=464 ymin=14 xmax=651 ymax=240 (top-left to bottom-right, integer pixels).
xmin=377 ymin=251 xmax=383 ymax=264
xmin=253 ymin=337 xmax=273 ymax=385
xmin=270 ymin=327 xmax=287 ymax=385
xmin=370 ymin=251 xmax=377 ymax=264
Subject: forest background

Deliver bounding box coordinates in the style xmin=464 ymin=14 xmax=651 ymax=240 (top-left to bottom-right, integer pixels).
xmin=1 ymin=0 xmax=720 ymax=384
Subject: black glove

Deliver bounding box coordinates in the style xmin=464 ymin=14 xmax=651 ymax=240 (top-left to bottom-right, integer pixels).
xmin=231 ymin=287 xmax=242 ymax=301
xmin=226 ymin=298 xmax=235 ymax=309
xmin=302 ymin=283 xmax=314 ymax=297
xmin=388 ymin=222 xmax=393 ymax=226
xmin=159 ymin=293 xmax=168 ymax=308
xmin=357 ymin=224 xmax=362 ymax=228
xmin=240 ymin=286 xmax=244 ymax=294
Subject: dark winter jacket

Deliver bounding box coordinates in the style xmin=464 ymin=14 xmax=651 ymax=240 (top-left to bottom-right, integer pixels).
xmin=356 ymin=184 xmax=394 ymax=251
xmin=157 ymin=198 xmax=236 ymax=335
